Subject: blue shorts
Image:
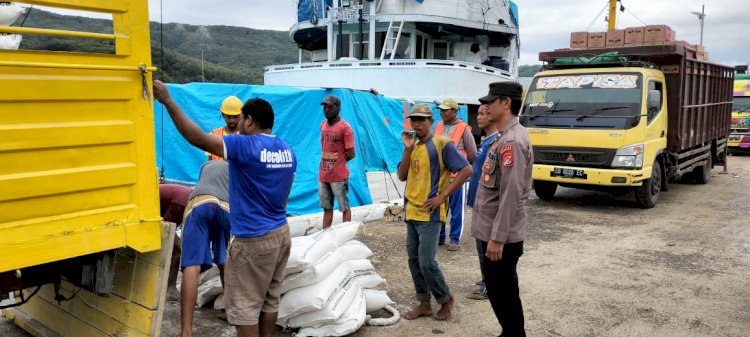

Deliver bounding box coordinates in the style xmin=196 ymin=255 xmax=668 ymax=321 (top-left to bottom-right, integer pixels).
xmin=180 ymin=202 xmax=230 ymax=272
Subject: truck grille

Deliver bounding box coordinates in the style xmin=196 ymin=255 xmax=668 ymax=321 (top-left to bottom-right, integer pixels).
xmin=534 ymin=147 xmax=617 ymax=168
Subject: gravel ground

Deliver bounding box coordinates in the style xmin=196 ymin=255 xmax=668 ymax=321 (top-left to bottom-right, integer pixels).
xmin=3 ymin=155 xmax=749 ymax=337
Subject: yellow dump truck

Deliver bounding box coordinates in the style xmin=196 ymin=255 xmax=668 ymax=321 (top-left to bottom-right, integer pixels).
xmin=0 ymin=1 xmax=173 ymax=336
xmin=521 ymin=45 xmax=733 ymax=207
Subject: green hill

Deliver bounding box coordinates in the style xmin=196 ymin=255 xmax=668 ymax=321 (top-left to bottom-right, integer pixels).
xmin=14 ymin=8 xmax=299 ymax=84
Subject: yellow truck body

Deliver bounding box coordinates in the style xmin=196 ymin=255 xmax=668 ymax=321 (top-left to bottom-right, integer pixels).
xmin=0 ymin=1 xmax=171 ymax=336
xmin=0 ymin=0 xmax=160 ymax=273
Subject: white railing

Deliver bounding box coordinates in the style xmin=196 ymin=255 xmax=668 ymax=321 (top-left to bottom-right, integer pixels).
xmin=265 ymin=58 xmax=513 ymax=78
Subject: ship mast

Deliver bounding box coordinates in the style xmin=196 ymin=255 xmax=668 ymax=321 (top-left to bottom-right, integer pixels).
xmin=608 ymin=0 xmax=618 ymax=31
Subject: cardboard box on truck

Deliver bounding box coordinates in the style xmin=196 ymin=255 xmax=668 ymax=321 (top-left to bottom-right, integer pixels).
xmin=644 ymin=25 xmax=673 ymax=43
xmin=588 ymin=32 xmax=607 ymax=48
xmin=570 ymin=32 xmax=588 ymax=49
xmin=625 ymin=27 xmax=645 ymax=46
xmin=606 ymin=30 xmax=625 ymax=47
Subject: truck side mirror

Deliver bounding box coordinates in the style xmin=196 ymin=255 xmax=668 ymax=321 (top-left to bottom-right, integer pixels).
xmin=648 ymin=90 xmax=661 ymax=112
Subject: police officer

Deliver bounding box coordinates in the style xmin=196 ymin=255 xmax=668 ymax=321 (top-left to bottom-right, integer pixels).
xmin=471 ymin=81 xmax=532 ymax=337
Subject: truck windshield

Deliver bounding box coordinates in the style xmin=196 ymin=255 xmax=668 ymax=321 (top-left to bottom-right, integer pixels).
xmin=520 ymin=73 xmax=643 ymax=130
xmin=732 ymin=97 xmax=750 ymax=112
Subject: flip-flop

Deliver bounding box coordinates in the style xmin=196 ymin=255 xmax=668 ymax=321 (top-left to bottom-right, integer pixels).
xmin=465 ymin=288 xmax=488 ymax=300
xmin=447 ymin=243 xmax=460 ymax=251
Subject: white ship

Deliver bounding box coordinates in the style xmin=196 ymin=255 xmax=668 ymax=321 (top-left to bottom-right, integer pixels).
xmin=264 ymin=0 xmax=520 ymax=106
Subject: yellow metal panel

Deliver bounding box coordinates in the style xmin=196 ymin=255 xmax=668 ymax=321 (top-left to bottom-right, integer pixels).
xmin=533 ymin=164 xmax=648 ymax=186
xmin=16 ymin=0 xmax=128 ymax=13
xmin=8 ymin=222 xmax=175 ymax=337
xmin=0 ymin=163 xmax=137 ymax=202
xmin=0 ymin=0 xmax=160 ymax=272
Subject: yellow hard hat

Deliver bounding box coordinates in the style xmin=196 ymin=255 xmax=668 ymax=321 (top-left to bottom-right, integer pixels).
xmin=220 ymin=96 xmax=242 ymax=116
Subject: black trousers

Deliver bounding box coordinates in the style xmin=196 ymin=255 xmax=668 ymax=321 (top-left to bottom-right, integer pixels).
xmin=480 ymin=240 xmax=525 ymax=337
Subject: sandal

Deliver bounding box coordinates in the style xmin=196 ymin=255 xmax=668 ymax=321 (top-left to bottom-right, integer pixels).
xmin=447 ymin=243 xmax=460 ymax=251
xmin=465 ymin=288 xmax=488 ymax=300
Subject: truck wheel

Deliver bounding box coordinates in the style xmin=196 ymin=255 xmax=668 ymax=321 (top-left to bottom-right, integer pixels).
xmin=693 ymin=154 xmax=712 ymax=184
xmin=635 ymin=161 xmax=662 ymax=208
xmin=534 ymin=180 xmax=557 ymax=200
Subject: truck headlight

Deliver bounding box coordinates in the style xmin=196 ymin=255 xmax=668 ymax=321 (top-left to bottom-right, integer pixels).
xmin=612 ymin=143 xmax=644 ymax=168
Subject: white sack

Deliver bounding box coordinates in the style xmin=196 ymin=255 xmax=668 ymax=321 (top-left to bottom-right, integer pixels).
xmin=335 ymin=240 xmax=373 ymax=260
xmin=0 ymin=3 xmax=24 ymax=26
xmin=195 ymin=275 xmax=223 ymax=308
xmin=310 ymin=221 xmax=361 ymax=245
xmin=213 ymin=293 xmax=225 ymax=310
xmin=281 ymin=249 xmax=343 ymax=294
xmin=0 ymin=33 xmax=21 ymax=50
xmin=286 ymin=235 xmax=337 ymax=275
xmin=287 ymin=282 xmax=362 ymax=328
xmin=363 ymin=289 xmax=394 ymax=313
xmin=296 ymin=288 xmax=367 ymax=337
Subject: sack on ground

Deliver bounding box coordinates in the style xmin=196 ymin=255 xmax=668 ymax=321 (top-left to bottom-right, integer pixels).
xmin=196 ymin=275 xmax=223 ymax=308
xmin=282 ymin=240 xmax=373 ymax=294
xmin=278 ymin=259 xmax=384 ymax=323
xmin=286 ymin=235 xmax=337 ymax=275
xmin=335 ymin=240 xmax=373 ymax=260
xmin=295 ymin=288 xmax=367 ymax=337
xmin=287 ymin=282 xmax=362 ymax=328
xmin=278 ymin=262 xmax=351 ymax=320
xmin=281 ymin=249 xmax=343 ymax=294
xmin=344 ymin=259 xmax=385 ymax=289
xmin=363 ymin=289 xmax=394 ymax=313
xmin=0 ymin=34 xmax=21 ymax=50
xmin=0 ymin=3 xmax=25 ymax=26
xmin=310 ymin=221 xmax=361 ymax=245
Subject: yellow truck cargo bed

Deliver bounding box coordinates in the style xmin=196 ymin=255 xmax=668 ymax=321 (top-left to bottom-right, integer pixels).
xmin=0 ymin=0 xmax=161 ymax=273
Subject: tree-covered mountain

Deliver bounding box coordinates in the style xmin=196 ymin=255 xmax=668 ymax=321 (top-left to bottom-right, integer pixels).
xmin=13 ymin=8 xmax=543 ymax=84
xmin=14 ymin=8 xmax=299 ymax=84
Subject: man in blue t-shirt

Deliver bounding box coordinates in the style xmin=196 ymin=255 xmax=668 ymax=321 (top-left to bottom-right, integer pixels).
xmin=154 ymin=81 xmax=296 ymax=337
xmin=466 ymin=104 xmax=498 ymax=301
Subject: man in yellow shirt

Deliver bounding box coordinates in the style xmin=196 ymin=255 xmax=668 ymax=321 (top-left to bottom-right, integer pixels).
xmin=397 ymin=104 xmax=472 ymax=321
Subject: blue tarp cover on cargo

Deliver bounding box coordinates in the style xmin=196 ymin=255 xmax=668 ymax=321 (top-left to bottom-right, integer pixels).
xmin=154 ymin=83 xmax=467 ymax=215
xmin=298 ymin=0 xmax=332 ymax=23
xmin=510 ymin=1 xmax=519 ymax=27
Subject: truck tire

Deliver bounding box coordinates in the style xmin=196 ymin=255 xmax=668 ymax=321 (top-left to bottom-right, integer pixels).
xmin=533 ymin=180 xmax=557 ymax=200
xmin=693 ymin=154 xmax=711 ymax=184
xmin=635 ymin=161 xmax=662 ymax=208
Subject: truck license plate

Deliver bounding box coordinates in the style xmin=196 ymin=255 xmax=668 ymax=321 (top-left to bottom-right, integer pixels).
xmin=551 ymin=167 xmax=587 ymax=179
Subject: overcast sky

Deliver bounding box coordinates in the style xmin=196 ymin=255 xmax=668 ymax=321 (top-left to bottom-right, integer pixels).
xmin=44 ymin=0 xmax=749 ymax=66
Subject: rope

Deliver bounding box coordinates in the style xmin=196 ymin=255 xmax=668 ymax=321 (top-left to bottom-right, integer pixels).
xmin=19 ymin=4 xmax=33 ymax=27
xmin=624 ymin=7 xmax=647 ymax=26
xmin=159 ymin=0 xmax=166 ymax=180
xmin=585 ymin=2 xmax=609 ymax=31
xmin=365 ymin=305 xmax=401 ymax=326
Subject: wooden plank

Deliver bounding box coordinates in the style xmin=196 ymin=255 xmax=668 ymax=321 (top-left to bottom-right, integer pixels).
xmin=150 ymin=221 xmax=177 ymax=337
xmin=4 ymin=308 xmax=61 ymax=337
xmin=7 ymin=223 xmax=175 ymax=337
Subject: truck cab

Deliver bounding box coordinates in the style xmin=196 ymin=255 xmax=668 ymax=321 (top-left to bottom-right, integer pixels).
xmin=522 ymin=67 xmax=667 ymax=205
xmin=729 ymin=75 xmax=750 ymax=151
xmin=521 ymin=45 xmax=733 ymax=208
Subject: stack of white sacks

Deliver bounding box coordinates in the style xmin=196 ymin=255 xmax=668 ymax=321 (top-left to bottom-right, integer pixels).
xmin=0 ymin=2 xmax=24 ymax=50
xmin=277 ymin=221 xmax=396 ymax=337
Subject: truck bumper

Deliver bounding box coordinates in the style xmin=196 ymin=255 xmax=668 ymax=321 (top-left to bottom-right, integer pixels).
xmin=533 ymin=164 xmax=648 ymax=187
xmin=728 ymin=135 xmax=750 ymax=149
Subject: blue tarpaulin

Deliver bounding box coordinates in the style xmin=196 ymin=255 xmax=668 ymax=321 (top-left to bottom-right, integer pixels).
xmin=154 ymin=83 xmax=467 ymax=215
xmin=297 ymin=0 xmax=332 ymax=23
xmin=510 ymin=1 xmax=519 ymax=27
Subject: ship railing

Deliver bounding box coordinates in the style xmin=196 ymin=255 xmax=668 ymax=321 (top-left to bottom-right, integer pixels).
xmin=265 ymin=58 xmax=513 ymax=78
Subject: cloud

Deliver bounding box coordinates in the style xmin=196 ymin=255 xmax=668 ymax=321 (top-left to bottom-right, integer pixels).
xmin=36 ymin=0 xmax=750 ymax=67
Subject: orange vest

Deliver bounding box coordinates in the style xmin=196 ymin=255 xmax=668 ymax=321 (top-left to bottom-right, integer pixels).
xmin=435 ymin=120 xmax=470 ymax=158
xmin=435 ymin=120 xmax=471 ymax=177
xmin=208 ymin=128 xmax=226 ymax=161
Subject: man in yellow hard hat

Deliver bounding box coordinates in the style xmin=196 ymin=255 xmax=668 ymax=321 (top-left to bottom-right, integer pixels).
xmin=207 ymin=96 xmax=242 ymax=161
